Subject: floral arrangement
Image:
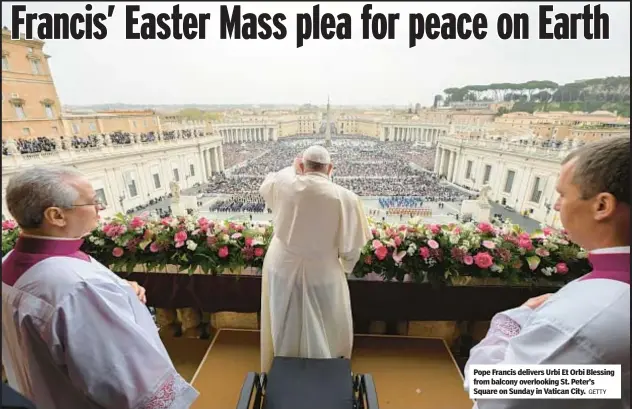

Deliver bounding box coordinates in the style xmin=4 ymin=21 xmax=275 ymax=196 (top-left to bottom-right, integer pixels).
xmin=1 ymin=214 xmax=591 ymax=285
xmin=354 ymin=217 xmax=590 ymax=285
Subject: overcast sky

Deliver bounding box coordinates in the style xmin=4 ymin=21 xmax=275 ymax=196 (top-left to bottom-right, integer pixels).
xmin=3 ymin=2 xmax=630 ymax=106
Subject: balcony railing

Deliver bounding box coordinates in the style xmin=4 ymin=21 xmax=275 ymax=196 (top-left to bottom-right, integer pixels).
xmin=2 ymin=134 xmax=222 ymax=169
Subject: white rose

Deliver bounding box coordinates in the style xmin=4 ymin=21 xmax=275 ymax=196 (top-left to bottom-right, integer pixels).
xmin=449 ymin=234 xmax=460 ymax=245
xmin=186 ymin=240 xmax=198 ymax=251
xmin=407 ymin=243 xmax=417 ymax=255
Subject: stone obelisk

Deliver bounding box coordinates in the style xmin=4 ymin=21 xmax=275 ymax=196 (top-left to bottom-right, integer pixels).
xmin=324 ymin=95 xmax=332 ymax=147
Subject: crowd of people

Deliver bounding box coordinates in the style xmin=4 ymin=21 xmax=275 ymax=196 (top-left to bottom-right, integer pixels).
xmin=222 ymin=142 xmax=273 ymax=168
xmin=2 ymin=137 xmax=57 ymax=155
xmin=193 ymin=137 xmax=474 ymax=214
xmin=378 ymin=196 xmax=424 ymax=208
xmin=1 ymin=130 xmax=194 ymax=155
xmin=208 ymin=193 xmax=267 ymax=213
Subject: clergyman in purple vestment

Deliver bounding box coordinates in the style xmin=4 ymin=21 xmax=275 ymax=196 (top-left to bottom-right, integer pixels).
xmin=2 ymin=165 xmax=199 ymax=409
xmin=464 ymin=137 xmax=630 ymax=409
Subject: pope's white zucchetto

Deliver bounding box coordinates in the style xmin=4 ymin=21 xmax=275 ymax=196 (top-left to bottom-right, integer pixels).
xmin=302 ymin=145 xmax=331 ymax=165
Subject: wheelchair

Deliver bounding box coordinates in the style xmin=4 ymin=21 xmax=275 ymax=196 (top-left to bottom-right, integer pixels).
xmin=236 ymin=357 xmax=379 ymax=409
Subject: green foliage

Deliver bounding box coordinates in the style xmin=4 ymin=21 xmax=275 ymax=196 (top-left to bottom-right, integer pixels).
xmin=441 ymin=76 xmax=630 ymax=117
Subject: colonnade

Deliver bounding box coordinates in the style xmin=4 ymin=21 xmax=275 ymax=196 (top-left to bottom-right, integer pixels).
xmin=218 ymin=127 xmax=277 ymax=144
xmin=200 ymin=144 xmax=225 ymax=179
xmin=381 ymin=126 xmax=446 ymax=143
xmin=434 ymin=146 xmax=459 ymax=183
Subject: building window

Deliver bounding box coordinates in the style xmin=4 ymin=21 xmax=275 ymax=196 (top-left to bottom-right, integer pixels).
xmin=173 ymin=168 xmax=180 ymax=182
xmin=44 ymin=104 xmax=54 ymax=119
xmin=95 ymin=188 xmax=108 ymax=206
xmin=2 ymin=56 xmax=8 ymax=71
xmin=151 ymin=165 xmax=161 ymax=189
xmin=465 ymin=160 xmax=473 ymax=179
xmin=52 ymin=126 xmax=58 ymax=134
xmin=31 ymin=59 xmax=42 ymax=75
xmin=504 ymin=170 xmax=515 ymax=193
xmin=72 ymin=124 xmax=80 ymax=134
xmin=22 ymin=128 xmax=31 ymax=136
xmin=14 ymin=104 xmax=26 ymax=120
xmin=125 ymin=172 xmax=138 ymax=198
xmin=89 ymin=122 xmax=97 ymax=131
xmin=530 ymin=177 xmax=542 ymax=203
xmin=483 ymin=165 xmax=492 ymax=184
xmin=189 ymin=164 xmax=195 ymax=177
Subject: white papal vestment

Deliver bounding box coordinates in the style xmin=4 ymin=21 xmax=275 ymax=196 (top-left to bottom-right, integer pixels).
xmin=259 ymin=166 xmax=371 ymax=372
xmin=2 ymin=249 xmax=199 ymax=409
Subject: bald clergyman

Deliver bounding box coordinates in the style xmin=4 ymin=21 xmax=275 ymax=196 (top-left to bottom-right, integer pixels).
xmin=258 ymin=145 xmax=372 ymax=372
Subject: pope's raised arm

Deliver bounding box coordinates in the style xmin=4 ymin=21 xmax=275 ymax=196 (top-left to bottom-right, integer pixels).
xmin=52 ymin=280 xmax=199 ymax=409
xmin=259 ymin=160 xmax=302 ymax=212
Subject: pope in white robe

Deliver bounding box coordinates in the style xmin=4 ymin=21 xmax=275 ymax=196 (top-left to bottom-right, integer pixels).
xmin=258 ymin=145 xmax=372 ymax=372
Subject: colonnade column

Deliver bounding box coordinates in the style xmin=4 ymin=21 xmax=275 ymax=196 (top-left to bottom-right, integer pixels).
xmin=434 ymin=148 xmax=441 ymax=173
xmin=212 ymin=147 xmax=220 ymax=173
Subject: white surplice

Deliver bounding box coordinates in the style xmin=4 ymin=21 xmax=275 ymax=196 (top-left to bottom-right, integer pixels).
xmin=2 ymin=253 xmax=199 ymax=409
xmin=259 ymin=166 xmax=371 ymax=372
xmin=463 ymin=247 xmax=630 ymax=409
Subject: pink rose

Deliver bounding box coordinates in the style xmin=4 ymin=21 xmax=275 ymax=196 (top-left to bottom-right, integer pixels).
xmin=556 ymin=262 xmax=569 ymax=275
xmin=535 ymin=248 xmax=550 ymax=257
xmin=374 ymin=246 xmax=388 ymax=261
xmin=371 ymin=228 xmax=378 ymax=237
xmin=198 ymin=217 xmax=209 ymax=226
xmin=130 ymin=216 xmax=145 ymax=229
xmin=245 ymin=237 xmax=253 ymax=247
xmin=254 ymin=247 xmax=264 ymax=257
xmin=2 ymin=220 xmax=17 ymax=230
xmin=372 ymin=240 xmax=383 ymax=250
xmin=218 ymin=246 xmax=229 ymax=258
xmin=394 ymin=236 xmax=402 ymax=247
xmin=175 ymin=241 xmax=185 ymax=248
xmin=463 ymin=255 xmax=474 ymax=265
xmin=474 ymin=252 xmax=494 ymax=269
xmin=149 ymin=242 xmax=160 ymax=253
xmin=174 ymin=231 xmax=187 ymax=243
xmin=519 ymin=232 xmax=531 ymax=240
xmin=419 ymin=247 xmax=430 ymax=259
xmin=477 ymin=222 xmax=494 ymax=233
xmin=427 ymin=239 xmax=439 ymax=249
xmin=482 ymin=240 xmax=495 ymax=249
xmin=112 ymin=247 xmax=124 ymax=257
xmin=429 ymin=224 xmax=441 ymax=235
xmin=453 ymin=227 xmax=461 ymax=235
xmin=161 ymin=217 xmax=172 ymax=226
xmin=518 ymin=239 xmax=533 ymax=250
xmin=542 ymin=227 xmax=553 ymax=236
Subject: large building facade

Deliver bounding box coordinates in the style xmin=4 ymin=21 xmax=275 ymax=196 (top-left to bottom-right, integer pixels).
xmin=435 ymin=137 xmax=571 ymax=227
xmin=1 ymin=29 xmax=65 ymax=140
xmin=2 ymin=135 xmax=224 ymax=218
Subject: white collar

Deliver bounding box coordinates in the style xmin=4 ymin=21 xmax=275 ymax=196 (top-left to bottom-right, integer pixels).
xmin=304 ymin=172 xmax=330 ymax=180
xmin=21 ymin=233 xmax=84 ymax=241
xmin=590 ymin=246 xmax=630 ymax=255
